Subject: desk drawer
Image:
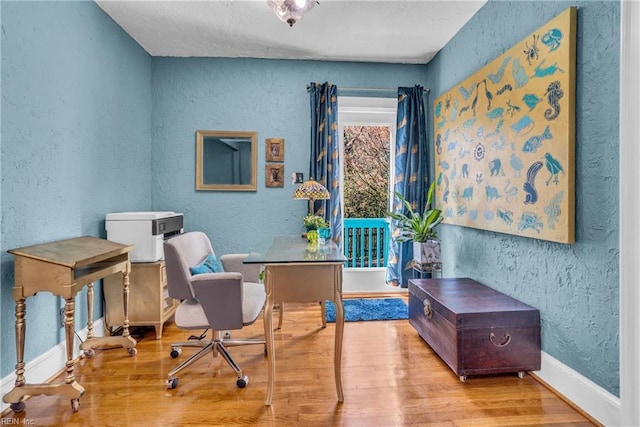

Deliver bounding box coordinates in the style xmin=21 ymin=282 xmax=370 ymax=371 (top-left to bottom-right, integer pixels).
xmin=267 ymin=264 xmax=340 ymax=302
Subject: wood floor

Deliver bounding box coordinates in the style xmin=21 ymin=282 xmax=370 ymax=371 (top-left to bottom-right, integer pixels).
xmin=2 ymin=300 xmax=597 ymax=426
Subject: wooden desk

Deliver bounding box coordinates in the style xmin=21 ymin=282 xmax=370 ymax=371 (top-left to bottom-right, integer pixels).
xmin=244 ymin=236 xmax=346 ymax=406
xmin=3 ymin=236 xmax=137 ymax=413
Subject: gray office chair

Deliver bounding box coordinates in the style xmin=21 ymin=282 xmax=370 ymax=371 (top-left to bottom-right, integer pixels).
xmin=163 ymin=231 xmax=266 ymax=389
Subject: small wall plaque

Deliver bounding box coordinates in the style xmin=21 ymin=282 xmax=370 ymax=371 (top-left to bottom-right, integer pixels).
xmin=266 ymin=164 xmax=284 ymax=188
xmin=266 ymin=138 xmax=284 ymax=162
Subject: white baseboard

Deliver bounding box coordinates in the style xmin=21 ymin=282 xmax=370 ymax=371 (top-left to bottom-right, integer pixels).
xmin=534 ymin=351 xmax=621 ymax=426
xmin=1 ymin=318 xmax=106 ymax=413
xmin=1 ymin=319 xmax=621 ymax=425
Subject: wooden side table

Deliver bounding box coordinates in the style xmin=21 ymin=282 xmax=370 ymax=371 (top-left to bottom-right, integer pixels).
xmin=3 ymin=236 xmax=137 ymax=413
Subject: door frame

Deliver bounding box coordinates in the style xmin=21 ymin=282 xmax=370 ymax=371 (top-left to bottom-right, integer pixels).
xmin=338 ymin=96 xmax=397 ymax=293
xmin=619 ymin=1 xmax=639 ymax=424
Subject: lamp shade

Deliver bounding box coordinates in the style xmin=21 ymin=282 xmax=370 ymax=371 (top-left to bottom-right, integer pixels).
xmin=293 ymin=178 xmax=330 ymax=200
xmin=266 ymin=0 xmax=317 ymax=27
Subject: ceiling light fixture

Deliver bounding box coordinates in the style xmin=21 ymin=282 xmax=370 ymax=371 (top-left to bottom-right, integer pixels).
xmin=266 ymin=0 xmax=318 ymax=27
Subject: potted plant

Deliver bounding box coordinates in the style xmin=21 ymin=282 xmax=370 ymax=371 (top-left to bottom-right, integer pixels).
xmin=386 ymin=181 xmax=444 ymax=264
xmin=302 ymin=214 xmax=329 ymax=242
xmin=303 ymin=214 xmax=329 ymax=231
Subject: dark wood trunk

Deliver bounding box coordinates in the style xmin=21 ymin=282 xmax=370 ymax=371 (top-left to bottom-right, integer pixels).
xmin=408 ymin=278 xmax=541 ymax=381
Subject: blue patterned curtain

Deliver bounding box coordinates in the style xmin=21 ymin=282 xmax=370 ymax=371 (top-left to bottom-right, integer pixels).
xmin=309 ymin=82 xmax=342 ymax=247
xmin=386 ymin=86 xmax=429 ymax=287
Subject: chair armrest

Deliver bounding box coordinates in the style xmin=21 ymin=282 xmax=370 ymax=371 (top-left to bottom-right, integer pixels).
xmin=190 ymin=272 xmax=244 ymax=330
xmin=220 ymin=254 xmax=261 ymax=283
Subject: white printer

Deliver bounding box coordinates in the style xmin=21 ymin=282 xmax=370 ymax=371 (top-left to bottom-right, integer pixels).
xmin=106 ymin=211 xmax=183 ymax=262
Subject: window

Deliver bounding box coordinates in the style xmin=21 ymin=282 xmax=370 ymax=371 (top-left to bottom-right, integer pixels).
xmin=338 ymin=96 xmax=397 ymax=218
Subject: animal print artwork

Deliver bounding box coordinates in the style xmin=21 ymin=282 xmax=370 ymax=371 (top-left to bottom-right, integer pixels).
xmin=544 ymin=80 xmax=564 ymax=120
xmin=433 ymin=7 xmax=576 ymax=244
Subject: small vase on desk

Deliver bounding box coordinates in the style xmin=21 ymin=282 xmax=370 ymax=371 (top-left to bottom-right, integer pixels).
xmin=318 ymin=227 xmax=331 ymax=245
xmin=307 ymin=229 xmax=319 ymax=243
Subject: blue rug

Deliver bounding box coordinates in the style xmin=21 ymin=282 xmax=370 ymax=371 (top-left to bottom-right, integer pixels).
xmin=325 ymin=298 xmax=408 ymax=322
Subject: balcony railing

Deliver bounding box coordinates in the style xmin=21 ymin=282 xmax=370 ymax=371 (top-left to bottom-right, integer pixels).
xmin=343 ymin=218 xmax=389 ymax=268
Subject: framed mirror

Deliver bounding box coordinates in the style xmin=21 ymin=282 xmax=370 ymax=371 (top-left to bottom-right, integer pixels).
xmin=196 ymin=130 xmax=257 ymax=191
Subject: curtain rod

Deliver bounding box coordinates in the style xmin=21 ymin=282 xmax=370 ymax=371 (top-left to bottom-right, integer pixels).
xmin=306 ymin=85 xmax=430 ymax=93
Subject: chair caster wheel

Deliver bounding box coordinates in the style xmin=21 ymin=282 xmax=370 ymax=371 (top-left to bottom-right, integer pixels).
xmin=236 ymin=376 xmax=249 ymax=388
xmin=166 ymin=377 xmax=178 ymax=389
xmin=127 ymin=347 xmax=137 ymax=356
xmin=518 ymin=371 xmax=525 ymax=379
xmin=223 ymin=331 xmax=232 ymax=339
xmin=83 ymin=349 xmax=95 ymax=358
xmin=10 ymin=401 xmax=25 ymax=413
xmin=170 ymin=348 xmax=182 ymax=358
xmin=71 ymin=398 xmax=80 ymax=412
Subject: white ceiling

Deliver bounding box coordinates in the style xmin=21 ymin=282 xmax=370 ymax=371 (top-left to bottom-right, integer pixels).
xmin=95 ymin=0 xmax=487 ymax=64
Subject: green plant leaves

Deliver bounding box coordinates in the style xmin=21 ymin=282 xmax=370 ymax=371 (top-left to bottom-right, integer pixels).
xmin=386 ymin=182 xmax=443 ymax=242
xmin=303 ymin=214 xmax=329 ymax=230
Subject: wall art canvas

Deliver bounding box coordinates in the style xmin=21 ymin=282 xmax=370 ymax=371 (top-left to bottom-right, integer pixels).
xmin=433 ymin=7 xmax=576 ymax=244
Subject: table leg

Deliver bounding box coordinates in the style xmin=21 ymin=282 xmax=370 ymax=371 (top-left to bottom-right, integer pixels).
xmin=2 ymin=299 xmax=27 ymax=412
xmin=80 ymin=269 xmax=137 ymax=355
xmin=122 ymin=269 xmax=131 ymax=339
xmin=86 ymin=283 xmax=95 ymax=341
xmin=333 ymin=265 xmax=344 ymax=403
xmin=321 ymin=300 xmax=327 ymax=328
xmin=14 ymin=298 xmax=26 ymax=388
xmin=64 ymin=298 xmax=76 ymax=384
xmin=264 ymin=268 xmax=275 ymax=406
xmin=3 ymin=297 xmax=84 ymax=412
xmin=278 ymin=302 xmax=284 ymax=330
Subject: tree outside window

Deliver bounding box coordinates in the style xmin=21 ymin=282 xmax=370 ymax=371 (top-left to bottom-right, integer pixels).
xmin=343 ymin=125 xmax=390 ymax=218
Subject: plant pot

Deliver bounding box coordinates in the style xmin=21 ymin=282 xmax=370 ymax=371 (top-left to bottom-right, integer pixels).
xmin=413 ymin=239 xmax=441 ymax=264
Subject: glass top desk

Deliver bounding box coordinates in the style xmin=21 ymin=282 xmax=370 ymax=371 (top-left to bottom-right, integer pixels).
xmin=244 ymin=236 xmax=346 ymax=406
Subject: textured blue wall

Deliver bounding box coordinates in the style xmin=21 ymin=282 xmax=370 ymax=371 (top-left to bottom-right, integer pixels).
xmin=424 ymin=1 xmax=620 ymax=395
xmin=0 ymin=2 xmax=152 ymax=376
xmin=151 ymin=58 xmax=428 ymax=255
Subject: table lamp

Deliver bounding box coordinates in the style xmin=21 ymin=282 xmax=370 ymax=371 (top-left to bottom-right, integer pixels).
xmin=293 ymin=178 xmax=330 ymax=214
